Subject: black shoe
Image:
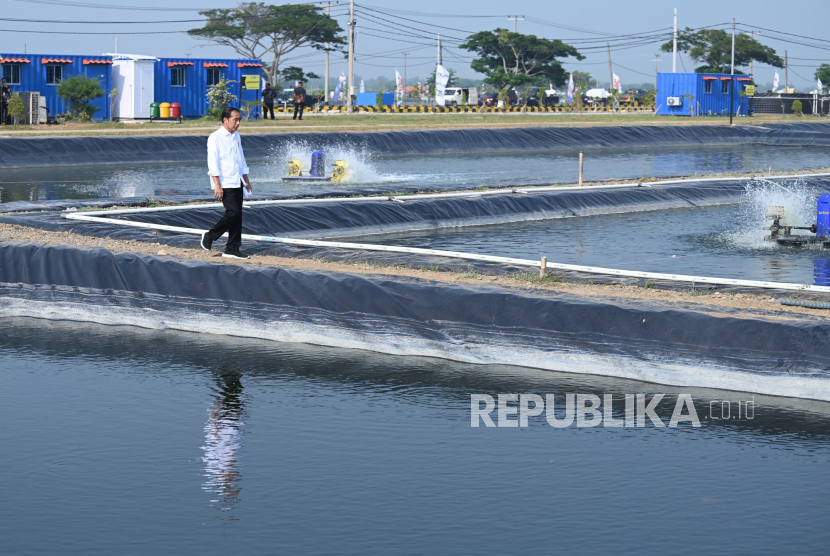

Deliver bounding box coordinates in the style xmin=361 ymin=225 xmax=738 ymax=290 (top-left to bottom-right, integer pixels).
xmin=222 ymin=251 xmax=250 ymax=260
xmin=200 ymin=232 xmax=212 ymax=251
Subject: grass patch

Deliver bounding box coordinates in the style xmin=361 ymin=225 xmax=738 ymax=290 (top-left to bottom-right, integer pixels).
xmin=513 ymin=271 xmax=564 ymax=285
xmin=642 ymin=279 xmax=655 ymax=289
xmin=688 ymin=283 xmax=713 ymax=296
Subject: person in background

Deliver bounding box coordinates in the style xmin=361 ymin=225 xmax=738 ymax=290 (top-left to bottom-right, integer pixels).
xmin=201 ymin=107 xmax=253 ymax=260
xmin=293 ymin=81 xmax=306 ymax=121
xmin=0 ymin=78 xmax=11 ymax=126
xmin=262 ymin=82 xmax=277 ymax=120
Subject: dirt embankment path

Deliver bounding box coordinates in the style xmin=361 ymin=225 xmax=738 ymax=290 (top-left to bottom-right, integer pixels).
xmin=2 ymin=222 xmax=827 ymax=323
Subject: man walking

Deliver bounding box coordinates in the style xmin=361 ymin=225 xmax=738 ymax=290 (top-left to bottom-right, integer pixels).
xmin=292 ymin=81 xmax=306 ymax=120
xmin=262 ymin=82 xmax=277 ymax=120
xmin=201 ymin=107 xmax=253 ymax=260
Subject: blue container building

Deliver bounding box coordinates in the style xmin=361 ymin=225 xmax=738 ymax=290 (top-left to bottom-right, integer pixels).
xmin=1 ymin=53 xmax=113 ymax=121
xmin=155 ymin=58 xmax=263 ymax=118
xmin=657 ymin=72 xmax=751 ymax=117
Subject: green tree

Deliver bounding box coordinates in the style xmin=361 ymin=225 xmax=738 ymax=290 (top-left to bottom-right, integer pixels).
xmin=188 ymin=2 xmax=346 ymax=87
xmin=459 ymin=29 xmax=583 ymax=90
xmin=571 ymin=71 xmax=596 ymax=90
xmin=792 ymin=100 xmax=803 ymax=117
xmin=815 ymin=64 xmax=830 ymax=86
xmin=661 ymin=29 xmax=783 ymax=73
xmin=206 ymin=77 xmax=238 ymax=117
xmin=7 ymin=93 xmax=25 ymax=125
xmin=280 ymin=66 xmax=320 ymax=88
xmin=57 ymin=74 xmax=104 ymax=119
xmin=410 ymin=82 xmax=422 ymax=104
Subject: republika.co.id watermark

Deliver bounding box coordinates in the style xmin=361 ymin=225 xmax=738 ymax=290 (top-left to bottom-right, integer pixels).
xmin=471 ymin=394 xmax=755 ymax=428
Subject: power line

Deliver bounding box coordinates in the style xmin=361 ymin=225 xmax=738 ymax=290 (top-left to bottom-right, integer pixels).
xmin=612 ymin=62 xmax=654 ymax=78
xmin=0 ymin=16 xmax=205 ymax=23
xmin=0 ymin=27 xmax=184 ymax=34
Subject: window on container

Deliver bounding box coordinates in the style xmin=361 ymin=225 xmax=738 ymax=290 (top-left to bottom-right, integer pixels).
xmin=207 ymin=68 xmax=222 ymax=86
xmin=46 ymin=64 xmax=62 ymax=85
xmin=171 ymin=67 xmax=186 ymax=87
xmin=721 ymin=80 xmax=730 ymax=94
xmin=2 ymin=64 xmax=20 ymax=85
xmin=704 ymin=80 xmax=712 ymax=94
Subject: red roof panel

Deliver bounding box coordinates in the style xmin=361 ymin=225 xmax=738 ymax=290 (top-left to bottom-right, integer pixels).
xmin=0 ymin=58 xmax=31 ymax=63
xmin=41 ymin=58 xmax=73 ymax=64
xmin=204 ymin=63 xmax=229 ymax=68
xmin=237 ymin=62 xmax=263 ymax=67
xmin=167 ymin=62 xmax=194 ymax=67
xmin=83 ymin=59 xmax=113 ymax=65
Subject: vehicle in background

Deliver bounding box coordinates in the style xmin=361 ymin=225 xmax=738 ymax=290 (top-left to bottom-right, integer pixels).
xmin=443 ymin=87 xmax=479 ymax=107
xmin=277 ymin=87 xmax=295 ymax=106
xmin=523 ymin=87 xmax=559 ymax=107
xmin=478 ymin=89 xmax=518 ymax=107
xmin=619 ymin=89 xmax=647 ymax=105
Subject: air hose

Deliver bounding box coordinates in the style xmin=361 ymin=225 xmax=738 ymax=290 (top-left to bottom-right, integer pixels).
xmin=779 ymin=298 xmax=830 ymax=309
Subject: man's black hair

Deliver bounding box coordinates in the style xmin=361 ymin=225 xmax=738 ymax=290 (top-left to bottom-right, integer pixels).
xmin=221 ymin=106 xmax=240 ymax=122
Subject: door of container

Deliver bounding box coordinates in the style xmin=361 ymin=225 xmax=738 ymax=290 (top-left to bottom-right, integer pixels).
xmin=84 ymin=65 xmax=109 ymax=121
xmin=138 ymin=61 xmax=154 ymax=118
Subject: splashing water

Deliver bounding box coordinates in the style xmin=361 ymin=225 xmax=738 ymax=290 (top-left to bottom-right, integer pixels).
xmin=257 ymin=139 xmax=404 ymax=185
xmin=722 ymin=178 xmax=822 ymax=249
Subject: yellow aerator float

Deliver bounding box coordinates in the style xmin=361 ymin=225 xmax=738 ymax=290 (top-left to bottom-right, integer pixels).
xmin=281 ymin=151 xmax=350 ymax=183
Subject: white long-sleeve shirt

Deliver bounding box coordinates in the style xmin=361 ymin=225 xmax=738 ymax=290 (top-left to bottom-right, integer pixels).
xmin=207 ymin=126 xmax=250 ymax=189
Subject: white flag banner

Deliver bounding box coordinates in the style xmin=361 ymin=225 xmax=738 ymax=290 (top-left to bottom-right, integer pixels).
xmin=612 ymin=73 xmax=621 ymax=92
xmin=395 ymin=70 xmax=403 ymax=105
xmin=434 ymin=64 xmax=450 ymax=106
xmin=360 ymin=79 xmax=365 ymax=93
xmin=818 ymin=78 xmax=823 ymax=93
xmin=773 ymin=71 xmax=780 ymax=91
xmin=333 ymin=72 xmax=346 ymax=100
xmin=567 ymin=73 xmax=574 ymax=102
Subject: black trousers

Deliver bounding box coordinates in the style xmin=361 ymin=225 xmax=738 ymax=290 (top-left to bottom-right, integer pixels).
xmin=263 ymin=102 xmax=275 ymax=119
xmin=293 ymin=102 xmax=305 ymax=120
xmin=208 ymin=187 xmax=243 ymax=253
xmin=0 ymin=101 xmax=6 ymax=125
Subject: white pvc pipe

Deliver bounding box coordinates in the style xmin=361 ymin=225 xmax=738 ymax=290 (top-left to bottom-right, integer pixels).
xmin=63 ymin=212 xmax=830 ymax=293
xmin=67 ymin=171 xmax=830 ymax=217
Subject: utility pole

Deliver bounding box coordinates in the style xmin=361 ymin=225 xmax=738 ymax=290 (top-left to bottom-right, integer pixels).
xmin=404 ymin=52 xmax=407 ymax=100
xmin=729 ymin=18 xmax=735 ymax=125
xmin=652 ymin=54 xmax=661 ymax=91
xmin=607 ymin=43 xmax=614 ymax=92
xmin=346 ymin=0 xmax=355 ymax=114
xmin=321 ymin=1 xmax=338 ymax=106
xmin=508 ymin=15 xmax=524 ymax=33
xmin=437 ymin=34 xmax=442 ymax=65
xmin=672 ymin=8 xmax=678 ymax=73
xmin=785 ymin=50 xmax=789 ymax=92
xmin=749 ymin=31 xmax=754 ymax=81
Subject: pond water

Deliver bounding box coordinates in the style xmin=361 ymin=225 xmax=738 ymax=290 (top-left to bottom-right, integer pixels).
xmin=2 ymin=317 xmax=829 ymax=554
xmin=2 ymin=144 xmax=828 ymax=204
xmin=349 ymin=180 xmax=830 ymax=285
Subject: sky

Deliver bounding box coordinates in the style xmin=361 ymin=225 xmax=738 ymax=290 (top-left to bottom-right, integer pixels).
xmin=1 ymin=0 xmax=828 ymax=89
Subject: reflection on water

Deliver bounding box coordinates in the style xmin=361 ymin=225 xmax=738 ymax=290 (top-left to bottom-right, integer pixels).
xmin=1 ymin=318 xmax=829 ymax=554
xmin=202 ymin=371 xmax=247 ymax=517
xmin=2 ymin=144 xmax=829 ymax=203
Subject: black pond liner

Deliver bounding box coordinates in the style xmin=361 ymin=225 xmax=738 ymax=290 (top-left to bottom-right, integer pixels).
xmin=0 ymin=241 xmax=828 ymax=400
xmin=4 ymin=123 xmax=830 ymax=169
xmin=4 ymin=177 xmax=830 ymax=297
